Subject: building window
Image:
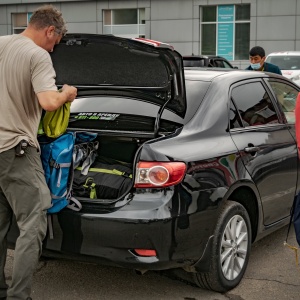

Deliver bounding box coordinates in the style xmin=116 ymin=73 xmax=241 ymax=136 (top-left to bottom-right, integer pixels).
xmin=12 ymin=12 xmax=32 ymax=34
xmin=201 ymin=4 xmax=250 ymax=60
xmin=103 ymin=8 xmax=145 ymax=38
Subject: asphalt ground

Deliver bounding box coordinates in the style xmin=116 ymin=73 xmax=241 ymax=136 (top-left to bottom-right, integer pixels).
xmin=4 ymin=225 xmax=300 ymax=300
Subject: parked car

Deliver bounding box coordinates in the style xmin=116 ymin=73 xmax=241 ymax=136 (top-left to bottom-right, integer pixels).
xmin=8 ymin=34 xmax=300 ymax=293
xmin=183 ymin=55 xmax=238 ymax=69
xmin=265 ymin=51 xmax=300 ymax=85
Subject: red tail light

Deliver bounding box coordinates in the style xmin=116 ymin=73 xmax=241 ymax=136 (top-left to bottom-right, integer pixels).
xmin=134 ymin=161 xmax=186 ymax=188
xmin=134 ymin=249 xmax=157 ymax=257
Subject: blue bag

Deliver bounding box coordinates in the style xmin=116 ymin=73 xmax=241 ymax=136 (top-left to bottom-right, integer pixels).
xmin=39 ymin=132 xmax=77 ymax=214
xmin=39 ymin=131 xmax=98 ymax=214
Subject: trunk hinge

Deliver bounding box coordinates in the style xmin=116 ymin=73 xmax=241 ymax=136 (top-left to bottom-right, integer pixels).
xmin=154 ymin=93 xmax=172 ymax=137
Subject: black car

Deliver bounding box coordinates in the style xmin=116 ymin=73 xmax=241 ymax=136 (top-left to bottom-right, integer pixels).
xmin=8 ymin=34 xmax=299 ymax=293
xmin=183 ymin=55 xmax=238 ymax=69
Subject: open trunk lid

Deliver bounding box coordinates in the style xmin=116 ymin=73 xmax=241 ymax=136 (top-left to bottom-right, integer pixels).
xmin=50 ymin=34 xmax=186 ymax=118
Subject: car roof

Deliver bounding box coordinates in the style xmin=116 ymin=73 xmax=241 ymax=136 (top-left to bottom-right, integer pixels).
xmin=183 ymin=55 xmax=228 ymax=59
xmin=184 ymin=68 xmax=281 ymax=81
xmin=267 ymin=51 xmax=300 ymax=56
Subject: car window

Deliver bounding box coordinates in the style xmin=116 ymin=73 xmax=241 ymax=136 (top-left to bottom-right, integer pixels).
xmin=213 ymin=60 xmax=224 ymax=68
xmin=231 ymin=81 xmax=279 ymax=127
xmin=183 ymin=59 xmax=205 ymax=67
xmin=267 ymin=80 xmax=298 ymax=123
xmin=266 ymin=56 xmax=300 ymax=70
xmin=229 ymin=100 xmax=243 ymax=129
xmin=223 ymin=61 xmax=233 ymax=68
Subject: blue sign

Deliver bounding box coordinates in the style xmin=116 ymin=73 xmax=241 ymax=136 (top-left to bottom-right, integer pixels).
xmin=218 ymin=5 xmax=234 ymax=22
xmin=27 ymin=12 xmax=33 ymax=24
xmin=217 ymin=5 xmax=234 ymax=61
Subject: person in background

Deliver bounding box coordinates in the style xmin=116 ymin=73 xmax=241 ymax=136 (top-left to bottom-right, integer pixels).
xmin=0 ymin=4 xmax=77 ymax=300
xmin=246 ymin=46 xmax=282 ymax=75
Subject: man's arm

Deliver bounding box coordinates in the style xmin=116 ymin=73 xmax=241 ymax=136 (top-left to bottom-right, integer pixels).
xmin=37 ymin=84 xmax=77 ymax=111
xmin=277 ymin=67 xmax=282 ymax=75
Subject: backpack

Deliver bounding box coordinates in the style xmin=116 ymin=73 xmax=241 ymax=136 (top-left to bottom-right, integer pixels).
xmin=39 ymin=131 xmax=99 ymax=214
xmin=39 ymin=132 xmax=80 ymax=214
xmin=39 ymin=131 xmax=98 ymax=239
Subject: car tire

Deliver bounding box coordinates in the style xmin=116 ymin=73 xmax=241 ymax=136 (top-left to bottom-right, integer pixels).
xmin=193 ymin=200 xmax=251 ymax=292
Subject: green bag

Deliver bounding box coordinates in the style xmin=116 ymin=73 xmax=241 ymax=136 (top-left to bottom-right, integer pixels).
xmin=39 ymin=102 xmax=71 ymax=138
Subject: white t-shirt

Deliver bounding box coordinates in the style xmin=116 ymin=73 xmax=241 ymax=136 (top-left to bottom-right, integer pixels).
xmin=0 ymin=34 xmax=57 ymax=152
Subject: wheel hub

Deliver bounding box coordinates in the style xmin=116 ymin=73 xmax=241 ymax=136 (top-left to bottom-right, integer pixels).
xmin=220 ymin=215 xmax=248 ymax=280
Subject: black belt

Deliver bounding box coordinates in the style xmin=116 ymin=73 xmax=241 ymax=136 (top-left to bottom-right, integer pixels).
xmin=15 ymin=140 xmax=29 ymax=157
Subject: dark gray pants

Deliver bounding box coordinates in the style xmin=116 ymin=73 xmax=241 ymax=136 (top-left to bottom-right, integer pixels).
xmin=0 ymin=146 xmax=51 ymax=300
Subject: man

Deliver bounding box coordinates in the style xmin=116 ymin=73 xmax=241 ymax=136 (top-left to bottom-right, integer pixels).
xmin=246 ymin=46 xmax=282 ymax=75
xmin=0 ymin=5 xmax=77 ymax=300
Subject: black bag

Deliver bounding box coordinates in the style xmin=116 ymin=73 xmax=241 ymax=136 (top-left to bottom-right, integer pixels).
xmin=73 ymin=158 xmax=132 ymax=199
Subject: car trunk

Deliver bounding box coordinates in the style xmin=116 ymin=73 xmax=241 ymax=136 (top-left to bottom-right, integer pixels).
xmin=49 ymin=34 xmax=186 ymax=206
xmin=67 ymin=94 xmax=184 ymax=206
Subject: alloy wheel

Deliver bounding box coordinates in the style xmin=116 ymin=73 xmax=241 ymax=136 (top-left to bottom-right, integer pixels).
xmin=220 ymin=215 xmax=248 ymax=280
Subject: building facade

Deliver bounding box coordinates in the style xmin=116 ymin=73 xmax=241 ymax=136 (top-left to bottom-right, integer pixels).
xmin=0 ymin=0 xmax=300 ymax=68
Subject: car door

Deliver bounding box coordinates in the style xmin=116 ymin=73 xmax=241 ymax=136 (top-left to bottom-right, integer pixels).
xmin=265 ymin=78 xmax=298 ymax=139
xmin=229 ymin=79 xmax=298 ymax=225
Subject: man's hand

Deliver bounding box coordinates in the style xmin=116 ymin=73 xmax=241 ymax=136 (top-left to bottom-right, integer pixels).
xmin=37 ymin=84 xmax=78 ymax=111
xmin=61 ymin=84 xmax=77 ymax=102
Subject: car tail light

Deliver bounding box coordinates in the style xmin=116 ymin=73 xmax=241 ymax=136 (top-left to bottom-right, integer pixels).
xmin=134 ymin=249 xmax=157 ymax=257
xmin=134 ymin=161 xmax=186 ymax=188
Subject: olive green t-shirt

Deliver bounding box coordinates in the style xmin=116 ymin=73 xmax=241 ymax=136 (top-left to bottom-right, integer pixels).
xmin=0 ymin=34 xmax=57 ymax=152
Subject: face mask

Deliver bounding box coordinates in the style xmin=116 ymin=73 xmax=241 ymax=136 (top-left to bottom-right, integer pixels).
xmin=251 ymin=63 xmax=261 ymax=70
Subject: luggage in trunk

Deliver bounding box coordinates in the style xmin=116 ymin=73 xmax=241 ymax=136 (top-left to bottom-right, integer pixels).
xmin=70 ymin=134 xmax=144 ymax=203
xmin=73 ymin=158 xmax=133 ymax=200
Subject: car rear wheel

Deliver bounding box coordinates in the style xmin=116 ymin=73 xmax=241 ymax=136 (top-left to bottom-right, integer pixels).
xmin=193 ymin=200 xmax=251 ymax=292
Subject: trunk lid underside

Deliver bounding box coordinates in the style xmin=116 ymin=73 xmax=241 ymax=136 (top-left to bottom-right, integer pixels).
xmin=50 ymin=34 xmax=186 ymax=118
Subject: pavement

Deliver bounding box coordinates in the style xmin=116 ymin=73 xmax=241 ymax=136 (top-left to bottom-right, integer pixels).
xmin=4 ymin=225 xmax=300 ymax=300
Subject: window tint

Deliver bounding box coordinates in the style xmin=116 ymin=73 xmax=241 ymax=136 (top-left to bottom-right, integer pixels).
xmin=202 ymin=6 xmax=216 ymax=22
xmin=202 ymin=24 xmax=216 ymax=55
xmin=223 ymin=61 xmax=233 ymax=68
xmin=183 ymin=58 xmax=205 ymax=67
xmin=214 ymin=60 xmax=224 ymax=68
xmin=231 ymin=82 xmax=279 ymax=127
xmin=235 ymin=23 xmax=250 ymax=60
xmin=268 ymin=80 xmax=298 ymax=123
xmin=229 ymin=100 xmax=243 ymax=129
xmin=235 ymin=4 xmax=250 ymax=21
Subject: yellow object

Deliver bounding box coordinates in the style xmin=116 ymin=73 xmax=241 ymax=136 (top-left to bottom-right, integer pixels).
xmin=42 ymin=102 xmax=71 ymax=138
xmin=284 ymin=242 xmax=299 ymax=269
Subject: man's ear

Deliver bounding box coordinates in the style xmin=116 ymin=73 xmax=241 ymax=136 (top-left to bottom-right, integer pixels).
xmin=46 ymin=25 xmax=55 ymax=37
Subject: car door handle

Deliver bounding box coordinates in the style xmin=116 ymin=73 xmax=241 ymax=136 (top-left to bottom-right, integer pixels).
xmin=244 ymin=146 xmax=260 ymax=153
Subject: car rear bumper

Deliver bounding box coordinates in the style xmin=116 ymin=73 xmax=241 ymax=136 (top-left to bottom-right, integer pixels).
xmin=8 ymin=189 xmax=219 ymax=271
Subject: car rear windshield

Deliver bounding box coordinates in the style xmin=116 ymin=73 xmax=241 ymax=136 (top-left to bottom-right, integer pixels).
xmin=266 ymin=56 xmax=300 ymax=70
xmin=183 ymin=58 xmax=205 ymax=67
